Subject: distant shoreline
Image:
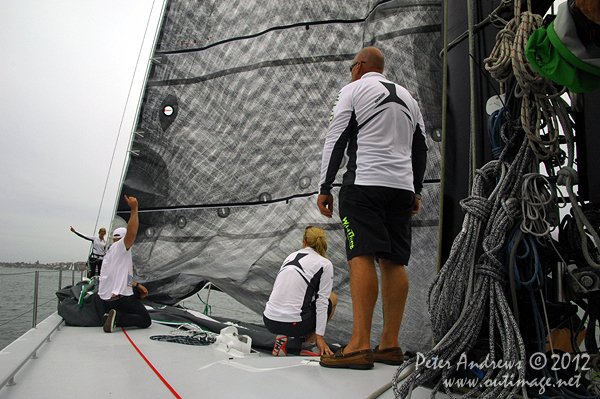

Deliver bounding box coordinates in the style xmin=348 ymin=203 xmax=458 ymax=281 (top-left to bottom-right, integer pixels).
xmin=0 ymin=261 xmax=87 ymax=270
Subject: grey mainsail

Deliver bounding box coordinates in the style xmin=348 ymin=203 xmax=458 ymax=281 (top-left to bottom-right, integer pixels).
xmin=115 ymin=0 xmax=443 ymax=352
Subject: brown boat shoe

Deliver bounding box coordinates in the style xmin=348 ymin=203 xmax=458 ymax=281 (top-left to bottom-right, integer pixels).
xmin=373 ymin=345 xmax=404 ymax=365
xmin=319 ymin=346 xmax=374 ymax=370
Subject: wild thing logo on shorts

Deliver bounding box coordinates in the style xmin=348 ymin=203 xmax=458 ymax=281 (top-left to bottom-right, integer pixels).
xmin=342 ymin=217 xmax=355 ymax=249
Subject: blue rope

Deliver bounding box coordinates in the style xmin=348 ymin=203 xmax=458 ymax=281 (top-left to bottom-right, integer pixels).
xmin=507 ymin=224 xmax=543 ymax=290
xmin=507 ymin=223 xmax=599 ymax=398
xmin=488 ymin=107 xmax=509 ymax=159
xmin=488 ymin=104 xmax=517 ymax=164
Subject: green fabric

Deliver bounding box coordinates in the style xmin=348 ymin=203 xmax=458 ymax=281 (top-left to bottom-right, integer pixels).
xmin=526 ymin=21 xmax=600 ymax=93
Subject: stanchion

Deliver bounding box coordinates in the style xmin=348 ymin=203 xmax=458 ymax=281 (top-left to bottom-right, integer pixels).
xmin=32 ymin=271 xmax=39 ymax=328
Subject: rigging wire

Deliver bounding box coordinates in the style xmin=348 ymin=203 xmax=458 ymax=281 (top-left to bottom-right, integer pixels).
xmin=439 ymin=0 xmax=512 ymax=59
xmin=92 ymin=0 xmax=158 ymax=234
xmin=0 ymin=297 xmax=57 ymax=329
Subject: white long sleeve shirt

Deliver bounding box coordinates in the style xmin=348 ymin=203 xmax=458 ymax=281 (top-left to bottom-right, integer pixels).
xmin=263 ymin=247 xmax=334 ymax=336
xmin=319 ymin=72 xmax=428 ymax=195
xmin=72 ymin=229 xmax=106 ymax=258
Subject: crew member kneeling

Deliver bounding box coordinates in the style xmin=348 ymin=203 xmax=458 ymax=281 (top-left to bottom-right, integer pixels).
xmin=263 ymin=226 xmax=338 ymax=356
xmin=99 ymin=195 xmax=151 ymax=333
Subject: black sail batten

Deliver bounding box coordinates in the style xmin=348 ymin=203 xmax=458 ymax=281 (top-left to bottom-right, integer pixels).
xmin=116 ymin=0 xmax=443 ymax=353
xmin=147 ymin=55 xmax=357 ymax=87
xmin=116 ymin=179 xmax=441 ymax=214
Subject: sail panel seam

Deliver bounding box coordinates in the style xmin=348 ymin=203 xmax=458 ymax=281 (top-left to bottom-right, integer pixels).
xmin=154 ymin=0 xmax=440 ymax=55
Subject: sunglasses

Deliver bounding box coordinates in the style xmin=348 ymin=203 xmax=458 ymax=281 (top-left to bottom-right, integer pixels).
xmin=349 ymin=60 xmax=365 ymax=72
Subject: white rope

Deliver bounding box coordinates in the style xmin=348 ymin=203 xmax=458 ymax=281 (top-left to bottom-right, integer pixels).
xmin=483 ymin=0 xmax=598 ymax=264
xmin=484 ymin=0 xmax=565 ymax=160
xmin=558 ymin=166 xmax=600 ymax=269
xmin=520 ymin=173 xmax=557 ymax=237
xmin=484 ymin=16 xmax=518 ymax=91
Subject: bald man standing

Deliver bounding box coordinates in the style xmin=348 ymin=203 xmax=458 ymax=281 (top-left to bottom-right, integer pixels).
xmin=317 ymin=47 xmax=428 ymax=369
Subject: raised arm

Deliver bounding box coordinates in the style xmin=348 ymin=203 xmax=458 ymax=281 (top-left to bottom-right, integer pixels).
xmin=70 ymin=226 xmax=94 ymax=242
xmin=123 ymin=196 xmax=139 ymax=250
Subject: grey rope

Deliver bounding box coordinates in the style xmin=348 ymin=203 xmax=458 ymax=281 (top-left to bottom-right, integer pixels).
xmin=150 ymin=330 xmax=217 ymax=346
xmin=394 ymin=137 xmax=533 ymax=399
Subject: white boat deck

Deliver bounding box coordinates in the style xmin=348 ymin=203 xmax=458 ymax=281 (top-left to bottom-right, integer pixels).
xmin=0 ymin=313 xmax=446 ymax=399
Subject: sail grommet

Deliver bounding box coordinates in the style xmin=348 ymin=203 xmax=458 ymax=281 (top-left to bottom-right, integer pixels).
xmin=163 ymin=105 xmax=174 ymax=116
xmin=258 ymin=192 xmax=272 ymax=202
xmin=145 ymin=227 xmax=155 ymax=238
xmin=159 ymin=94 xmax=178 ymax=130
xmin=299 ymin=176 xmax=311 ymax=189
xmin=177 ymin=216 xmax=187 ymax=229
xmin=217 ymin=208 xmax=230 ymax=218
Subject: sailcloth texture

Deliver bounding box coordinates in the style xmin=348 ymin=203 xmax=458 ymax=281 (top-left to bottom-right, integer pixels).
xmin=116 ymin=0 xmax=443 ymax=352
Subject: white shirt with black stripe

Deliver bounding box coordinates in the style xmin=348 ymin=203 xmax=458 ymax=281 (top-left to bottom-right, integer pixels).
xmin=263 ymin=247 xmax=334 ymax=337
xmin=319 ymin=72 xmax=428 ymax=195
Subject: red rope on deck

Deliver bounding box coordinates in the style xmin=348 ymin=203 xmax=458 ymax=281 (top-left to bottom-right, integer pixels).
xmin=121 ymin=327 xmax=182 ymax=399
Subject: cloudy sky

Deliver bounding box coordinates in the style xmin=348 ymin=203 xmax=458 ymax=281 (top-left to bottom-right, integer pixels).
xmin=0 ymin=0 xmax=165 ymax=263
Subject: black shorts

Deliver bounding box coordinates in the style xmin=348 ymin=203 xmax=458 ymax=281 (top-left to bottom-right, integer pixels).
xmin=263 ymin=298 xmax=333 ymax=337
xmin=338 ymin=185 xmax=414 ymax=265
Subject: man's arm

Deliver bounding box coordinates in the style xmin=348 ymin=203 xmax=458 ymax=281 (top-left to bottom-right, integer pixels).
xmin=133 ymin=282 xmax=148 ymax=299
xmin=317 ymin=194 xmax=334 ymax=218
xmin=318 ymin=86 xmax=354 ymax=217
xmin=411 ymin=123 xmax=428 ymax=197
xmin=411 ymin=115 xmax=428 ymax=217
xmin=123 ymin=196 xmax=139 ymax=250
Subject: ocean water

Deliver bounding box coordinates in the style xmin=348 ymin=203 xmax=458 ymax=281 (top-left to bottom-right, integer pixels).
xmin=0 ymin=266 xmax=262 ymax=351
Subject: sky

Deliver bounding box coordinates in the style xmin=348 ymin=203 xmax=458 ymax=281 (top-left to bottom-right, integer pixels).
xmin=0 ymin=0 xmax=165 ymax=263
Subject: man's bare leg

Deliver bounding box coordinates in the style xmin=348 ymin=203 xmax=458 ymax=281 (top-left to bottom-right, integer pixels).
xmin=327 ymin=292 xmax=338 ymax=323
xmin=343 ymin=254 xmax=378 ymax=353
xmin=378 ymin=259 xmax=409 ymax=349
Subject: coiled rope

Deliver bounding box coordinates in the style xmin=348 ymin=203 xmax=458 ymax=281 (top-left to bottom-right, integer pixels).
xmin=150 ymin=330 xmax=217 ymax=346
xmin=393 ymin=0 xmax=600 ymax=396
xmin=559 ymin=166 xmax=600 ymax=269
xmin=520 ymin=173 xmax=557 ymax=237
xmin=484 ymin=0 xmax=565 ymax=160
xmin=394 ymin=137 xmax=533 ymax=398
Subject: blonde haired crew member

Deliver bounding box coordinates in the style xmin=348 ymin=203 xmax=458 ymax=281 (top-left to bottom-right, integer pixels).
xmin=264 ymin=226 xmax=338 ymax=356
